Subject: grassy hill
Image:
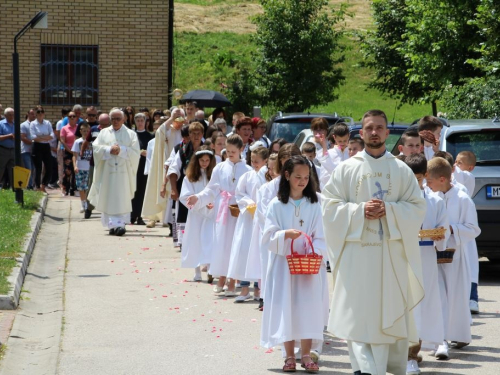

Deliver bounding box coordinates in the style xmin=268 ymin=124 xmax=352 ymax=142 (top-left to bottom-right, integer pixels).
xmin=172 ymin=0 xmax=430 ymax=122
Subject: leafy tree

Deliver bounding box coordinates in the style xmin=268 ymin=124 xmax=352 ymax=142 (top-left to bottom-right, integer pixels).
xmin=253 ymin=0 xmax=346 ymax=112
xmin=441 ymin=77 xmax=500 ymax=119
xmin=361 ymin=0 xmax=486 ymax=114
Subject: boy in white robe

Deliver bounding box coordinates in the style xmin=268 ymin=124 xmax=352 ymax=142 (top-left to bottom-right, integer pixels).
xmin=88 ymin=109 xmax=140 ymax=236
xmin=417 ymin=116 xmax=443 ymax=160
xmin=404 ymin=154 xmax=450 ymax=374
xmin=261 ymin=156 xmax=328 ymax=373
xmin=454 ymin=151 xmax=480 ymax=313
xmin=425 ymin=157 xmax=481 ymax=355
xmin=317 ymin=123 xmax=350 ymax=188
xmin=322 ymin=110 xmax=426 ymax=375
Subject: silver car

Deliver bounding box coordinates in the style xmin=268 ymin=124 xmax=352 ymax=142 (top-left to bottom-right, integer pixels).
xmin=440 ymin=118 xmax=500 ymax=262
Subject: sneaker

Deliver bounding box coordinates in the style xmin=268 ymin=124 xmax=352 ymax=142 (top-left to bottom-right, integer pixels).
xmin=470 ymin=300 xmax=479 ymax=314
xmin=435 ymin=341 xmax=449 ymax=360
xmin=234 ymin=294 xmax=252 ymax=303
xmin=450 ymin=341 xmax=469 ymax=349
xmin=213 ymin=285 xmax=224 ymax=293
xmin=406 ymin=359 xmax=421 ymax=374
xmin=310 ymin=350 xmax=320 ymax=364
xmin=224 ymin=290 xmax=238 ymax=297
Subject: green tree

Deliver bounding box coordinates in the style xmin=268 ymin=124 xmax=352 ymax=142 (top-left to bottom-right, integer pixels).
xmin=361 ymin=0 xmax=486 ymax=114
xmin=253 ymin=0 xmax=346 ymax=112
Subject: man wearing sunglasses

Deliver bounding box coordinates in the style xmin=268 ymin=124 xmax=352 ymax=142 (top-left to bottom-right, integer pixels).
xmin=75 ymin=106 xmax=99 ymax=138
xmin=88 ymin=109 xmax=140 ymax=237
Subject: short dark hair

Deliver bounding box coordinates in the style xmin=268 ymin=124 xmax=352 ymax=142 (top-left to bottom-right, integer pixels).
xmin=362 ymin=109 xmax=387 ymax=128
xmin=333 ymin=123 xmax=349 ymax=137
xmin=302 ymin=142 xmax=316 ymax=154
xmin=310 ymin=117 xmax=329 ymax=132
xmin=181 ymin=124 xmax=190 ymax=138
xmin=62 ymin=107 xmax=71 ymax=116
xmin=277 ymin=156 xmax=318 ymax=204
xmin=349 ymin=137 xmax=364 ymax=148
xmin=418 ymin=116 xmax=443 ymax=132
xmin=433 ymin=151 xmax=454 ymax=168
xmin=400 ymin=129 xmax=423 ymax=146
xmin=404 ymin=153 xmax=427 ymax=175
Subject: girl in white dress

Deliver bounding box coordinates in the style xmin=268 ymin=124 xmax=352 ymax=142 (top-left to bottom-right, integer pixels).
xmin=261 ymin=156 xmax=328 ymax=373
xmin=186 ymin=135 xmax=252 ymax=297
xmin=227 ymin=145 xmax=269 ymax=302
xmin=179 ymin=146 xmax=216 ymax=281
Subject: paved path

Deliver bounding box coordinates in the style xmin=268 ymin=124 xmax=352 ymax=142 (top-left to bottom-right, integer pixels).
xmin=1 ymin=193 xmax=500 ymax=374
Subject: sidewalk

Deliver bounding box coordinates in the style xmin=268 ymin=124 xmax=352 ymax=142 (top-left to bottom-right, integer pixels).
xmin=1 ymin=192 xmax=499 ymax=374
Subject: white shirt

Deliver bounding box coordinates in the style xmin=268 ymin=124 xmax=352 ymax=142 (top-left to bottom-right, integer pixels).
xmin=30 ymin=119 xmax=54 ymax=144
xmin=71 ymin=138 xmax=91 ymax=171
xmin=20 ymin=120 xmax=32 ymax=153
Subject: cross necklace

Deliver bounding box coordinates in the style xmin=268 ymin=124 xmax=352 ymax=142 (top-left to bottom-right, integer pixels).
xmin=294 ymin=200 xmax=304 ymax=227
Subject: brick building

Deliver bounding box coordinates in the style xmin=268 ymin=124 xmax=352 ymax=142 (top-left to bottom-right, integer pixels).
xmin=0 ymin=0 xmax=170 ymax=121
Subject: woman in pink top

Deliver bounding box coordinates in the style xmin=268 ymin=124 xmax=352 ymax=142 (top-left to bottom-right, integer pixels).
xmin=60 ymin=112 xmax=79 ymax=195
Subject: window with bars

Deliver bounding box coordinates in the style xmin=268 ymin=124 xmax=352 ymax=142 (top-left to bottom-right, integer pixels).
xmin=40 ymin=44 xmax=99 ymax=105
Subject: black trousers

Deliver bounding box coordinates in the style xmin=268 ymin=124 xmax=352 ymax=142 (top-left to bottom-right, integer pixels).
xmin=32 ymin=143 xmax=52 ymax=188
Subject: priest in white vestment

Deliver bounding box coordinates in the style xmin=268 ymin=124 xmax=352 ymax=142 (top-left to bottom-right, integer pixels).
xmin=88 ymin=109 xmax=140 ymax=236
xmin=321 ymin=110 xmax=426 ymax=375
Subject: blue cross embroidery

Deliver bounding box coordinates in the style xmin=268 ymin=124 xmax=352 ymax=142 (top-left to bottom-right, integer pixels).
xmin=372 ymin=181 xmax=389 ymax=240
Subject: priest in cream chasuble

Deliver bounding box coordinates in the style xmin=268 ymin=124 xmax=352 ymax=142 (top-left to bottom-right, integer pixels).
xmin=321 ymin=110 xmax=426 ymax=375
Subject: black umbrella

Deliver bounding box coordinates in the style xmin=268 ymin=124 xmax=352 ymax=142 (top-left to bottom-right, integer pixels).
xmin=179 ymin=90 xmax=231 ymax=108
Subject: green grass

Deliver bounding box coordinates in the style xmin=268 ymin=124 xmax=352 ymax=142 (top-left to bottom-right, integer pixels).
xmin=174 ymin=31 xmax=431 ymax=123
xmin=0 ymin=190 xmax=43 ymax=295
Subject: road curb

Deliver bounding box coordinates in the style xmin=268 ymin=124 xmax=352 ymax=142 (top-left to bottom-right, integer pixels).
xmin=0 ymin=194 xmax=48 ymax=310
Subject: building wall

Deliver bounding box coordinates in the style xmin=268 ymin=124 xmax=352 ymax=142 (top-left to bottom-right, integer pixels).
xmin=0 ymin=0 xmax=169 ymax=122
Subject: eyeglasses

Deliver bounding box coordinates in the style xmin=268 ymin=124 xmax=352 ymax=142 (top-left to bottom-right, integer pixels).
xmin=87 ymin=113 xmax=97 ymax=117
xmin=68 ymin=115 xmax=77 ymax=118
xmin=36 ymin=110 xmax=44 ymax=114
xmin=111 ymin=117 xmax=122 ymax=121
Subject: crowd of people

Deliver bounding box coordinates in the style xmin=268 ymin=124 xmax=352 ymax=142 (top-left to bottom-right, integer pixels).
xmin=0 ymin=103 xmax=482 ymax=375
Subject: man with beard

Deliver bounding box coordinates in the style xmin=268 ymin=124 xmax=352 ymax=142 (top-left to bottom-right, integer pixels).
xmin=321 ymin=110 xmax=426 ymax=375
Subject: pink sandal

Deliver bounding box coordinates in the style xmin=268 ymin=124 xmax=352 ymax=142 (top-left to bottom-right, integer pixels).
xmin=283 ymin=356 xmax=296 ymax=372
xmin=301 ymin=355 xmax=319 ymax=373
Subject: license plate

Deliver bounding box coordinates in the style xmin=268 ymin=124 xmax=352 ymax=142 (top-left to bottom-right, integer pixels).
xmin=486 ymin=186 xmax=500 ymax=198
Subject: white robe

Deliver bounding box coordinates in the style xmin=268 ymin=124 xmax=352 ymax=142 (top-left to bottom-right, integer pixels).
xmin=413 ymin=190 xmax=449 ymax=347
xmin=453 ymin=168 xmax=479 ymax=284
xmin=227 ymin=169 xmax=266 ymax=281
xmin=144 ymin=138 xmax=155 ymax=175
xmin=245 ymin=184 xmax=265 ymax=280
xmin=179 ymin=170 xmax=214 ymax=268
xmin=257 ymin=177 xmax=281 ymax=295
xmin=88 ymin=125 xmax=140 ymax=222
xmin=260 ymin=197 xmax=329 ymax=349
xmin=317 ymin=148 xmax=341 ymax=188
xmin=196 ymin=160 xmax=252 ymax=277
xmin=141 ymin=123 xmax=181 ymax=218
xmin=321 ymin=150 xmax=426 ymax=374
xmin=438 ymin=185 xmax=480 ymax=343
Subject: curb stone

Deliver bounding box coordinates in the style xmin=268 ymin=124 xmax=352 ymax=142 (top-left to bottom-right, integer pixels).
xmin=0 ymin=194 xmax=48 ymax=310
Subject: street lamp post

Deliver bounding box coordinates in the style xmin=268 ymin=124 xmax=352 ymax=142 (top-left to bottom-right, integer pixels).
xmin=12 ymin=11 xmax=48 ymax=205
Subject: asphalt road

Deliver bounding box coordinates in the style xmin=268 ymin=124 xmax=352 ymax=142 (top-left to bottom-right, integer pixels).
xmin=1 ymin=194 xmax=499 ymax=375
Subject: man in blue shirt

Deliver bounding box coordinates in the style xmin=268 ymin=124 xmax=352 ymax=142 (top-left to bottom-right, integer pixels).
xmin=0 ymin=108 xmax=16 ymax=189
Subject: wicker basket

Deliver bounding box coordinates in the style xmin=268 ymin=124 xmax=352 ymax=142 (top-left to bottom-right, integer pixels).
xmin=229 ymin=204 xmax=240 ymax=218
xmin=286 ymin=232 xmax=323 ymax=275
xmin=437 ymin=248 xmax=455 ymax=264
xmin=419 ymin=227 xmax=446 ymax=238
xmin=247 ymin=204 xmax=257 ymax=217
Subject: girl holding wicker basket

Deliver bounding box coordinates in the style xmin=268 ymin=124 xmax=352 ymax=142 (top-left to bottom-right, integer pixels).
xmin=260 ymin=156 xmax=329 ymax=373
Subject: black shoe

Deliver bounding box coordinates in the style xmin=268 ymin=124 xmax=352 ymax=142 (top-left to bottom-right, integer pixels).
xmin=168 ymin=223 xmax=173 ymax=237
xmin=327 ymin=261 xmax=331 ymax=272
xmin=258 ymin=298 xmax=264 ymax=311
xmin=136 ymin=218 xmax=146 ymax=225
xmin=109 ymin=228 xmax=116 ymax=235
xmin=115 ymin=227 xmax=126 ymax=236
xmin=207 ymin=274 xmax=214 ymax=284
xmin=84 ymin=209 xmax=92 ymax=219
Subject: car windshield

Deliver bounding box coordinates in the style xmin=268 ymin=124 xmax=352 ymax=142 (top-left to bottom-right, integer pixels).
xmin=268 ymin=122 xmax=314 ymax=143
xmin=446 ymin=130 xmax=500 ymax=162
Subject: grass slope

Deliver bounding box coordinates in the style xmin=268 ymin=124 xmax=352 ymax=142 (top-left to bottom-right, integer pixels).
xmin=174 ymin=32 xmax=430 ymax=122
xmin=0 ymin=190 xmax=43 ymax=294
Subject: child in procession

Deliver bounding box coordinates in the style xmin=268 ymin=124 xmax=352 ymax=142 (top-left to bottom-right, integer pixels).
xmin=347 ymin=136 xmax=364 ymax=158
xmin=71 ymin=122 xmax=92 ymax=213
xmin=228 ymin=145 xmax=269 ymax=302
xmin=404 ymin=154 xmax=450 ymax=374
xmin=179 ymin=146 xmax=216 ymax=282
xmin=316 ymin=122 xmax=351 ymax=187
xmin=211 ymin=131 xmax=226 ymax=164
xmin=261 ymin=156 xmax=329 ymax=373
xmin=425 ymin=157 xmax=481 ymax=356
xmin=186 ymin=134 xmax=252 ymax=297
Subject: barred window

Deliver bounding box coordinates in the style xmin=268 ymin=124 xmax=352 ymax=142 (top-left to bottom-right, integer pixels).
xmin=40 ymin=45 xmax=99 ymax=105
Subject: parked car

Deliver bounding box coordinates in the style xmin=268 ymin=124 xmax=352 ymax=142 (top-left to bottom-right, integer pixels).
xmin=293 ymin=123 xmax=409 ymax=154
xmin=267 ymin=112 xmax=354 ymax=143
xmin=439 ymin=118 xmax=500 ymax=262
